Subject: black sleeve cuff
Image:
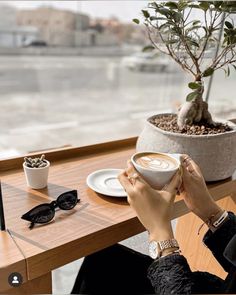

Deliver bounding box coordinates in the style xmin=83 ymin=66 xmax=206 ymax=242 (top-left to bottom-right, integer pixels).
xmin=147 ymin=254 xmax=193 ymax=294
xmin=203 ymin=212 xmax=236 ymax=271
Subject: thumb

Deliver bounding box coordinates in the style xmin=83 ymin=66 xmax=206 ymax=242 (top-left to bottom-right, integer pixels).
xmin=180 ymin=155 xmax=199 ymax=179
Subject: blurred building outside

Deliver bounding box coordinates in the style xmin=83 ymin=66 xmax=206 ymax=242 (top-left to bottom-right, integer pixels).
xmin=0 ymin=5 xmax=145 ymax=48
xmin=0 ymin=4 xmax=39 ymax=48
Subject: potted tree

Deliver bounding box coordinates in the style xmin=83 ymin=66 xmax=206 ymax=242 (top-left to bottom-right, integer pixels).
xmin=134 ymin=1 xmax=236 ymax=181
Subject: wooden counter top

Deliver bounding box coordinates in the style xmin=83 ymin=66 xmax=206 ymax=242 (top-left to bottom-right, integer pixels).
xmin=1 ymin=137 xmax=235 ymax=286
xmin=0 ymin=231 xmax=27 ymax=292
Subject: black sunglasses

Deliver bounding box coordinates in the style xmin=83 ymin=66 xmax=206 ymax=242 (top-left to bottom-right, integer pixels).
xmin=21 ymin=190 xmax=80 ymax=229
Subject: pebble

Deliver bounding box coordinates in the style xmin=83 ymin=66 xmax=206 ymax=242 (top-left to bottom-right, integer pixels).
xmin=149 ymin=114 xmax=231 ymax=136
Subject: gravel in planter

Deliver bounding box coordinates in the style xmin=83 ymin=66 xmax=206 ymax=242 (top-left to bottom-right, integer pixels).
xmin=149 ymin=114 xmax=232 ymax=135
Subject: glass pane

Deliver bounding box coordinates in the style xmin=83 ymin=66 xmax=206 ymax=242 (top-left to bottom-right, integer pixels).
xmin=0 ymin=1 xmax=200 ymax=159
xmin=209 ymin=70 xmax=236 ymax=121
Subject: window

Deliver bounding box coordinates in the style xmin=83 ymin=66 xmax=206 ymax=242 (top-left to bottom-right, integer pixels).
xmin=0 ymin=1 xmax=235 ymax=159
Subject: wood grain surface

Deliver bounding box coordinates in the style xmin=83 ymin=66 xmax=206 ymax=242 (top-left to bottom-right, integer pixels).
xmin=1 ymin=138 xmax=235 ymax=288
xmin=0 ymin=231 xmax=27 ymax=293
xmin=176 ymin=194 xmax=236 ymax=279
xmin=1 ymin=140 xmax=142 ymax=280
xmin=5 ymin=272 xmax=52 ymax=294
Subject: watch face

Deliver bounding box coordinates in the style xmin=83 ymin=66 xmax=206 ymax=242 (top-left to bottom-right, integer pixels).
xmin=149 ymin=241 xmax=159 ymax=259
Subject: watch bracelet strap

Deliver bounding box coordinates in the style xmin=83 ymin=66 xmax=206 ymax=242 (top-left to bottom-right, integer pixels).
xmin=160 ymin=249 xmax=181 ymax=259
xmin=159 ymin=238 xmax=179 ymax=251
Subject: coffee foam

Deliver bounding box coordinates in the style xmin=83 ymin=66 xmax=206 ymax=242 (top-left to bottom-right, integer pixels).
xmin=135 ymin=153 xmax=177 ymax=171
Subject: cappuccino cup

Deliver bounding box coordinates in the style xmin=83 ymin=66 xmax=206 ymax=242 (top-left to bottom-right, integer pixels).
xmin=131 ymin=152 xmax=180 ymax=190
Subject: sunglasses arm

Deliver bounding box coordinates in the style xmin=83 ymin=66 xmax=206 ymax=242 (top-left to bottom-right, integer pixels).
xmin=29 ymin=222 xmax=35 ymax=230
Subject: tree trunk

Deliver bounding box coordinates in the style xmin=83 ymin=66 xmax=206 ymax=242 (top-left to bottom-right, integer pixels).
xmin=177 ymin=83 xmax=216 ymax=129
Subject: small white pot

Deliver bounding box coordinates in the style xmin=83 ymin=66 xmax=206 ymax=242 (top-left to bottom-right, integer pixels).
xmin=23 ymin=160 xmax=50 ymax=189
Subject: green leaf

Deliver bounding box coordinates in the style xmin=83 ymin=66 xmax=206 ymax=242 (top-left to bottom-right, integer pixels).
xmin=187 ymin=39 xmax=199 ymax=48
xmin=192 ymin=20 xmax=201 ymax=26
xmin=226 ymin=66 xmax=230 ymax=76
xmin=159 ymin=22 xmax=170 ymax=30
xmin=165 ymin=2 xmax=178 ymax=9
xmin=153 ymin=17 xmax=168 ymax=21
xmin=148 ymin=2 xmax=159 ymax=9
xmin=142 ymin=10 xmax=150 ymax=18
xmin=156 ymin=7 xmax=171 ymax=16
xmin=172 ymin=11 xmax=182 ymax=22
xmin=186 ymin=25 xmax=202 ymax=33
xmin=149 ymin=16 xmax=159 ymax=21
xmin=188 ymin=82 xmax=201 ymax=90
xmin=232 ymin=64 xmax=236 ymax=70
xmin=178 ymin=1 xmax=188 ymax=11
xmin=186 ymin=92 xmax=199 ymax=102
xmin=214 ymin=1 xmax=223 ymax=9
xmin=199 ymin=2 xmax=210 ymax=11
xmin=165 ymin=39 xmax=179 ymax=44
xmin=142 ymin=45 xmax=155 ymax=52
xmin=220 ymin=1 xmax=236 ymax=13
xmin=202 ymin=67 xmax=214 ymax=77
xmin=188 ymin=4 xmax=200 ymax=9
xmin=132 ymin=18 xmax=140 ymax=24
xmin=225 ymin=21 xmax=234 ymax=29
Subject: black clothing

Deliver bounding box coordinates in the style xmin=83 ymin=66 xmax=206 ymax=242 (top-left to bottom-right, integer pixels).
xmin=71 ymin=244 xmax=154 ymax=294
xmin=72 ymin=212 xmax=236 ymax=294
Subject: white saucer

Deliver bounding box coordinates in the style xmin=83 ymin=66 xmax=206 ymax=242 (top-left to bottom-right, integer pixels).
xmin=86 ymin=169 xmax=127 ymax=197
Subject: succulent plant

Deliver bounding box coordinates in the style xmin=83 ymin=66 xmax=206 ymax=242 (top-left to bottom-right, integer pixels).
xmin=24 ymin=154 xmax=48 ymax=168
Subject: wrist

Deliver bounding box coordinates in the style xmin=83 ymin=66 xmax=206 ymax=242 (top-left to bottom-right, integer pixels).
xmin=149 ymin=225 xmax=174 ymax=242
xmin=197 ymin=208 xmax=227 ymax=235
xmin=161 ymin=247 xmax=180 ymax=257
xmin=208 ymin=210 xmax=228 ymax=232
xmin=197 ymin=203 xmax=222 ymax=222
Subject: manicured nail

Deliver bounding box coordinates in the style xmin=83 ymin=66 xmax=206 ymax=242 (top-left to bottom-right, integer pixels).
xmin=127 ymin=160 xmax=132 ymax=167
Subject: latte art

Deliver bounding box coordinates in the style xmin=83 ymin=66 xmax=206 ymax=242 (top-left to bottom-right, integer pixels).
xmin=135 ymin=153 xmax=177 ymax=171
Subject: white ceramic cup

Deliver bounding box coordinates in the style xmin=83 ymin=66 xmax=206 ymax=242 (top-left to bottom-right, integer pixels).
xmin=23 ymin=160 xmax=50 ymax=189
xmin=131 ymin=152 xmax=180 ymax=190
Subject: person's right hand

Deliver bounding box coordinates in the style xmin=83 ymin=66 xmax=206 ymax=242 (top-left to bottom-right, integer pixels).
xmin=180 ymin=155 xmax=223 ymax=222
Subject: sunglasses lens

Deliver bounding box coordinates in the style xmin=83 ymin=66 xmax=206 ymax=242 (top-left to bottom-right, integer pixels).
xmin=58 ymin=191 xmax=78 ymax=210
xmin=22 ymin=204 xmax=55 ymax=224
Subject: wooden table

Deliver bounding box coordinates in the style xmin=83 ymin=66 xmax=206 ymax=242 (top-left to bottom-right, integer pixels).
xmin=0 ymin=138 xmax=236 ymax=294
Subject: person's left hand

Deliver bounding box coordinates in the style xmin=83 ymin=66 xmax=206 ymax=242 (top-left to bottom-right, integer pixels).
xmin=118 ymin=161 xmax=181 ymax=241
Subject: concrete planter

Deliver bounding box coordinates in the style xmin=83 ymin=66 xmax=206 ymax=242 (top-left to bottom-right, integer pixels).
xmin=137 ymin=113 xmax=236 ymax=181
xmin=23 ymin=160 xmax=50 ymax=189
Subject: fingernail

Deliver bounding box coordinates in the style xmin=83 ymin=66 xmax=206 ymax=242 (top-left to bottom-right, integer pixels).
xmin=180 ymin=155 xmax=190 ymax=165
xmin=127 ymin=160 xmax=133 ymax=167
xmin=180 ymin=155 xmax=186 ymax=162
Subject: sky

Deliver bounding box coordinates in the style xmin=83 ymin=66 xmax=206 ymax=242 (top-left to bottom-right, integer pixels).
xmin=1 ymin=1 xmax=148 ymax=22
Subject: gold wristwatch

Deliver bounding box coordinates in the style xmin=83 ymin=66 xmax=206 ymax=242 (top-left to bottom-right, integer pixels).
xmin=149 ymin=238 xmax=179 ymax=259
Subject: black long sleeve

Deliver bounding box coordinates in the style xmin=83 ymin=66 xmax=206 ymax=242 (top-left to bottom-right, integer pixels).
xmin=203 ymin=212 xmax=236 ymax=272
xmin=147 ymin=254 xmax=193 ymax=294
xmin=147 ymin=212 xmax=236 ymax=294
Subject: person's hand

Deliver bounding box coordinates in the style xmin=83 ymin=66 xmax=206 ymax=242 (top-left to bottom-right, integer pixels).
xmin=118 ymin=161 xmax=181 ymax=241
xmin=180 ymin=155 xmax=223 ymax=222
